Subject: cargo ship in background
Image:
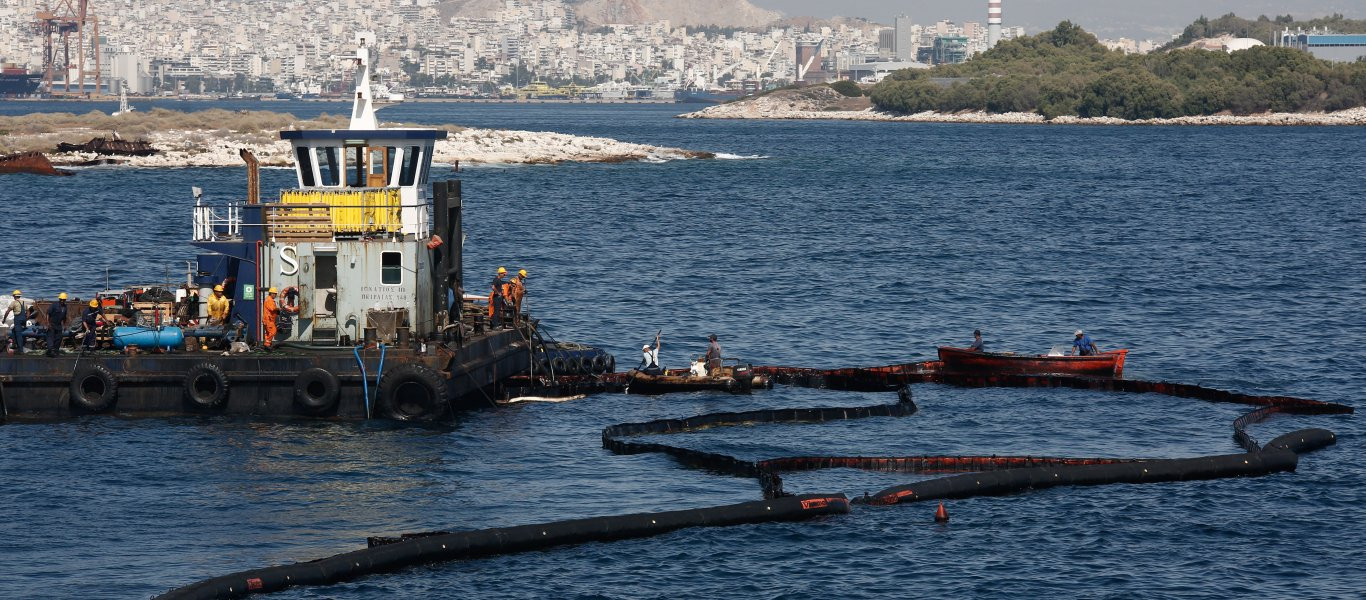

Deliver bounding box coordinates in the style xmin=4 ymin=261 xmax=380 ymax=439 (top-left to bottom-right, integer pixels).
xmin=0 ymin=33 xmax=611 ymax=423
xmin=0 ymin=63 xmax=41 ymax=97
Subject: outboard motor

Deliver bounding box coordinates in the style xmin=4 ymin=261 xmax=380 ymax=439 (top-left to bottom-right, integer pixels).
xmin=733 ymin=364 xmax=754 ymax=394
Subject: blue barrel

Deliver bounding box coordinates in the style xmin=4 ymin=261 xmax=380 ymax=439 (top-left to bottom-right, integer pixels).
xmin=112 ymin=326 xmax=186 ymax=350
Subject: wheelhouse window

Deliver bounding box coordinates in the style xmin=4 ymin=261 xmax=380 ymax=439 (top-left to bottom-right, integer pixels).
xmin=346 ymin=146 xmax=366 ymax=187
xmin=295 ymin=147 xmax=316 ymax=187
xmin=381 ymin=251 xmax=402 ymax=285
xmin=314 ymin=146 xmax=340 ymax=186
xmin=399 ymin=145 xmax=422 ymax=186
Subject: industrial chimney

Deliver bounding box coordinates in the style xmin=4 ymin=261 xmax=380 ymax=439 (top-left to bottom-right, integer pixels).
xmin=987 ymin=0 xmax=1002 ymax=47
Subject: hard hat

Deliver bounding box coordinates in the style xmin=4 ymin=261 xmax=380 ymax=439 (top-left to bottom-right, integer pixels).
xmin=643 ymin=344 xmax=651 ymax=350
xmin=89 ymin=300 xmax=98 ymax=307
xmin=268 ymin=287 xmax=278 ymax=294
xmin=518 ymin=269 xmax=527 ymax=277
xmin=11 ymin=289 xmax=19 ymax=296
xmin=497 ymin=267 xmax=507 ymax=274
xmin=1074 ymin=329 xmax=1084 ymax=336
xmin=213 ymin=284 xmax=224 ymax=292
xmin=58 ymin=292 xmax=68 ymax=300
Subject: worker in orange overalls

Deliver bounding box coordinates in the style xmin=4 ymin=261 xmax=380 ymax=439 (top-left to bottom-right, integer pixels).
xmin=262 ymin=286 xmax=279 ymax=349
xmin=507 ymin=269 xmax=527 ymax=324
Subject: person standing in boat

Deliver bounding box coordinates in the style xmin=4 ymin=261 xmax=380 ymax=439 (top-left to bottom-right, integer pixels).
xmin=46 ymin=293 xmax=68 ymax=356
xmin=4 ymin=290 xmax=29 ymax=353
xmin=81 ymin=300 xmax=100 ymax=350
xmin=489 ymin=267 xmax=509 ymax=328
xmin=206 ymin=284 xmax=230 ymax=328
xmin=640 ymin=333 xmax=662 ymax=375
xmin=969 ymin=329 xmax=985 ymax=352
xmin=262 ymin=287 xmax=280 ymax=350
xmin=1070 ymin=329 xmax=1098 ymax=356
xmin=507 ymin=269 xmax=527 ymax=325
xmin=703 ymin=334 xmax=722 ymax=374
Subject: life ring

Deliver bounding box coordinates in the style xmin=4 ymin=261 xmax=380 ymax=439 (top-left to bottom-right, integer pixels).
xmin=280 ymin=286 xmax=301 ymax=314
xmin=70 ymin=364 xmax=118 ymax=412
xmin=377 ymin=363 xmax=449 ymax=422
xmin=185 ymin=362 xmax=230 ymax=408
xmin=294 ymin=367 xmax=340 ymax=414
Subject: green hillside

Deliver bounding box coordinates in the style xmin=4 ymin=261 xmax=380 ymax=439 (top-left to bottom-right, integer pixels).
xmin=869 ymin=21 xmax=1366 ymax=120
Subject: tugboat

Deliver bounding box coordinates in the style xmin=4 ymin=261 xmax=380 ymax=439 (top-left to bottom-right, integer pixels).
xmin=0 ymin=33 xmax=610 ymax=423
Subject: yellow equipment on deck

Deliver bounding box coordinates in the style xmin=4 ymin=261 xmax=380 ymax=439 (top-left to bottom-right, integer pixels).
xmin=271 ymin=188 xmax=403 ymax=239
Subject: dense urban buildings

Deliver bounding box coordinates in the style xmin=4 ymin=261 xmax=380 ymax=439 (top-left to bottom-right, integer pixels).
xmin=0 ymin=0 xmax=1043 ymax=96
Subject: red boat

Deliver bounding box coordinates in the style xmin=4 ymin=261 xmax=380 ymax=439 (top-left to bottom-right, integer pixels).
xmin=937 ymin=346 xmax=1128 ymax=377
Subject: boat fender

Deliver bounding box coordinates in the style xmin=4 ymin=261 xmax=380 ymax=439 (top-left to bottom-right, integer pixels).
xmin=69 ymin=364 xmax=118 ymax=412
xmin=293 ymin=367 xmax=341 ymax=414
xmin=567 ymin=356 xmax=584 ymax=375
xmin=606 ymin=355 xmax=616 ymax=373
xmin=185 ymin=362 xmax=230 ymax=408
xmin=591 ymin=355 xmax=608 ymax=374
xmin=377 ymin=363 xmax=449 ymax=422
xmin=279 ymin=286 xmax=301 ymax=314
xmin=551 ymin=356 xmax=567 ymax=375
xmin=537 ymin=358 xmax=550 ymax=375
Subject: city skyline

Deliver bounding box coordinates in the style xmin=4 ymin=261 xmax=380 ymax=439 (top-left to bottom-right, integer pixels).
xmin=751 ymin=0 xmax=1362 ymax=38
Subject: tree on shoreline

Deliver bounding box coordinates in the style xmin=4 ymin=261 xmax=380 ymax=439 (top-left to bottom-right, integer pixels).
xmin=869 ymin=20 xmax=1366 ymax=119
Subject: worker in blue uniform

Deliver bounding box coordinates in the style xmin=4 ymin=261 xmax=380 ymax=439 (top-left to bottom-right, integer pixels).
xmin=81 ymin=300 xmax=100 ymax=350
xmin=46 ymin=293 xmax=68 ymax=357
xmin=1071 ymin=329 xmax=1099 ymax=356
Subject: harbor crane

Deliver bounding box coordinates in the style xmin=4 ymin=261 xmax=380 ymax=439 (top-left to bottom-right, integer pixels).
xmin=33 ymin=0 xmax=101 ymax=96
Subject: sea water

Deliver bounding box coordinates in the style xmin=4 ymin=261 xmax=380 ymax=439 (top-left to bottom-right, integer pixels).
xmin=0 ymin=102 xmax=1362 ymax=598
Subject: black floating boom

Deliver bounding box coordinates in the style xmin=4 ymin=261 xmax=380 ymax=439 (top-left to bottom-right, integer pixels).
xmin=155 ymin=494 xmax=850 ymax=599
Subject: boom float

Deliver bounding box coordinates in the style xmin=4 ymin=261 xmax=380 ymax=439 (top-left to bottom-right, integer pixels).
xmin=163 ymin=360 xmax=1349 ymax=597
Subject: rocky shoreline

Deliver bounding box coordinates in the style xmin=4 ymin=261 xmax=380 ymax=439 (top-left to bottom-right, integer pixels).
xmin=34 ymin=127 xmax=714 ymax=168
xmin=679 ymin=89 xmax=1366 ymax=126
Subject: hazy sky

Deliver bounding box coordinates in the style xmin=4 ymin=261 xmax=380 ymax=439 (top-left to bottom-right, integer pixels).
xmin=749 ymin=0 xmax=1364 ymax=38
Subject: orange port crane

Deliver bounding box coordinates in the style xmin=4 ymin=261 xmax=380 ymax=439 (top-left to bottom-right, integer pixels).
xmin=33 ymin=0 xmax=101 ymax=96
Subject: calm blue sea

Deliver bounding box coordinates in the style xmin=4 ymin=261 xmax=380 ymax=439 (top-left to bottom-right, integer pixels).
xmin=1 ymin=100 xmax=1363 ymax=599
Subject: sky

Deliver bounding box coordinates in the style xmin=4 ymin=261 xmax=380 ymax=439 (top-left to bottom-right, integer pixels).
xmin=748 ymin=0 xmax=1364 ymax=39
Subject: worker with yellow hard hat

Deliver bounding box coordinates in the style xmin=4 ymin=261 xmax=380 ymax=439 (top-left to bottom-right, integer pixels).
xmin=4 ymin=289 xmax=29 ymax=353
xmin=489 ymin=267 xmax=510 ymax=328
xmin=262 ymin=286 xmax=280 ymax=349
xmin=207 ymin=283 xmax=230 ymax=326
xmin=508 ymin=268 xmax=528 ymax=325
xmin=81 ymin=299 xmax=101 ymax=350
xmin=46 ymin=293 xmax=69 ymax=357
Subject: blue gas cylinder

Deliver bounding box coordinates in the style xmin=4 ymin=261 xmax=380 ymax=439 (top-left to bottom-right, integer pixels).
xmin=112 ymin=326 xmax=186 ymax=350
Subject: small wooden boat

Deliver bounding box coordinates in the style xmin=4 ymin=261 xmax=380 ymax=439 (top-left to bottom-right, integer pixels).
xmin=626 ymin=368 xmax=754 ymax=395
xmin=937 ymin=346 xmax=1128 ymax=377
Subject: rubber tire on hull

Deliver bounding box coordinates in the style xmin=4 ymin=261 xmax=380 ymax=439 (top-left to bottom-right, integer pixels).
xmin=377 ymin=363 xmax=449 ymax=422
xmin=70 ymin=364 xmax=118 ymax=412
xmin=591 ymin=355 xmax=607 ymax=374
xmin=185 ymin=362 xmax=230 ymax=408
xmin=294 ymin=367 xmax=341 ymax=415
xmin=606 ymin=355 xmax=616 ymax=373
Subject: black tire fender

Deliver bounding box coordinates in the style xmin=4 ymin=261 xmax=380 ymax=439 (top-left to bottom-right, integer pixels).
xmin=377 ymin=363 xmax=449 ymax=422
xmin=70 ymin=364 xmax=118 ymax=412
xmin=185 ymin=362 xmax=230 ymax=408
xmin=606 ymin=355 xmax=616 ymax=373
xmin=551 ymin=356 xmax=567 ymax=374
xmin=294 ymin=367 xmax=341 ymax=414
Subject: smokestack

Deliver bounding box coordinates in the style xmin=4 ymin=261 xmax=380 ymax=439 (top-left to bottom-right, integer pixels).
xmin=988 ymin=0 xmax=1002 ymax=48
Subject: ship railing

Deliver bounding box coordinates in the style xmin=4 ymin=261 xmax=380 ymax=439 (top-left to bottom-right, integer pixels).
xmin=265 ymin=190 xmax=430 ymax=242
xmin=272 ymin=188 xmax=428 ymax=239
xmin=192 ymin=201 xmax=242 ymax=241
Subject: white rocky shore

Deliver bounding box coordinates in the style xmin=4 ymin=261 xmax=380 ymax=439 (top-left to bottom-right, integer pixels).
xmin=680 ymin=90 xmax=1366 ymax=126
xmin=37 ymin=127 xmax=712 ymax=168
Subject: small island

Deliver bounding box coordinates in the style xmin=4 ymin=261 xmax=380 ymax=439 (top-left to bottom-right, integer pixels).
xmin=684 ymin=18 xmax=1366 ymax=126
xmin=0 ymin=109 xmax=714 ymax=169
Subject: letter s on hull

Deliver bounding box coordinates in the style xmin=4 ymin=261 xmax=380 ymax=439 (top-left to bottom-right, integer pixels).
xmin=280 ymin=245 xmax=299 ymax=276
